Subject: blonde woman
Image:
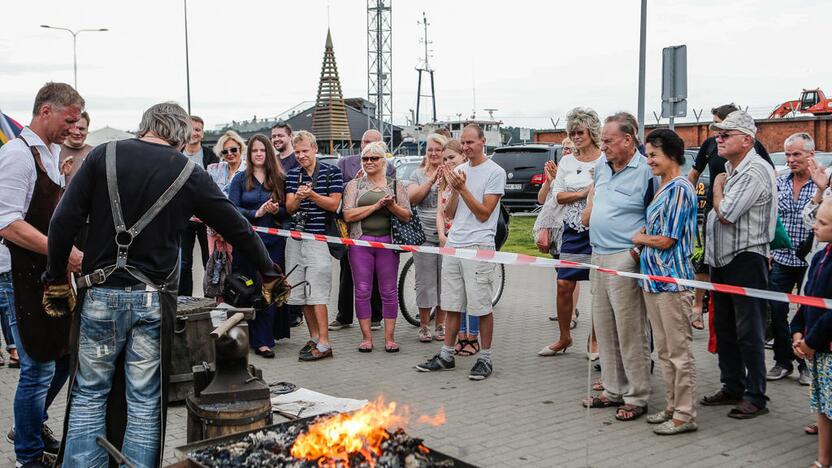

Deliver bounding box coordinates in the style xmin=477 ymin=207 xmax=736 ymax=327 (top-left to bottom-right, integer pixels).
xmin=206 ymin=130 xmax=247 ymax=258
xmin=408 ymin=133 xmax=449 ymax=342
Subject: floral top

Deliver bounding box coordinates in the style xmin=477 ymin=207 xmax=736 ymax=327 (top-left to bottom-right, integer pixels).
xmin=343 ymin=175 xmax=410 ymax=239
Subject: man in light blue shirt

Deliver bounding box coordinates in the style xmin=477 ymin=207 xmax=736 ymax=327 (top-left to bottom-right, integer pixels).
xmin=582 ymin=112 xmax=654 ymax=421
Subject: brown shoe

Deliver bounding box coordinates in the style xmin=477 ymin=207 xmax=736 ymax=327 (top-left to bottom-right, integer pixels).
xmin=700 ymin=389 xmax=741 ymax=406
xmin=727 ymin=400 xmax=769 ymax=419
xmin=299 ymin=347 xmax=333 ymax=361
xmin=299 ymin=340 xmax=316 ymax=356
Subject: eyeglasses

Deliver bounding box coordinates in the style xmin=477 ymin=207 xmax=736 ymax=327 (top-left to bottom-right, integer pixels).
xmin=362 ymin=156 xmax=382 ymax=162
xmin=221 ymin=147 xmax=240 ymax=155
xmin=714 ymin=132 xmax=744 ymax=141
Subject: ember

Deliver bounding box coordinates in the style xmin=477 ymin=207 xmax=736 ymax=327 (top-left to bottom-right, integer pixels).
xmin=187 ymin=397 xmax=454 ymax=468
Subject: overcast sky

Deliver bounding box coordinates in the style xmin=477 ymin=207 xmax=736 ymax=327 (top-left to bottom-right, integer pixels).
xmin=2 ymin=0 xmax=830 ymax=132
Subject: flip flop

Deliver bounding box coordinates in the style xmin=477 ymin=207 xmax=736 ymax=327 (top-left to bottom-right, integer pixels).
xmin=385 ymin=341 xmax=400 ymax=353
xmin=358 ymin=341 xmax=373 ymax=353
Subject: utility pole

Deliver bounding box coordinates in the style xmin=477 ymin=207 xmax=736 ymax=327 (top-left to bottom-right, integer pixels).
xmin=637 ymin=0 xmax=647 ymax=142
xmin=367 ymin=0 xmax=393 ymax=149
xmin=41 ymin=25 xmax=108 ymax=90
xmin=184 ymin=0 xmax=192 ymax=114
xmin=415 ymin=12 xmax=436 ymax=125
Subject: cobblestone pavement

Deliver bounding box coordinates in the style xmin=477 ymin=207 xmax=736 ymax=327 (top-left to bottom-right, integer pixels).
xmin=0 ymin=257 xmax=817 ymax=467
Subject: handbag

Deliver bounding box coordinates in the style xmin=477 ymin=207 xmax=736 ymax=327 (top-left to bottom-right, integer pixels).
xmin=390 ymin=179 xmax=426 ymax=249
xmin=770 ymin=215 xmax=794 ymax=251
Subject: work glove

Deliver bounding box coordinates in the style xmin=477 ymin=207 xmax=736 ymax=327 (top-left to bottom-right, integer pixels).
xmin=42 ymin=277 xmax=76 ymax=318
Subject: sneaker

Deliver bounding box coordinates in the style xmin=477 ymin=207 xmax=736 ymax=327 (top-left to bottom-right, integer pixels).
xmin=418 ymin=327 xmax=433 ymax=343
xmin=766 ymin=364 xmax=792 ymax=381
xmin=764 ymin=338 xmax=774 ymax=350
xmin=468 ymin=358 xmax=492 ymax=380
xmin=6 ymin=425 xmax=59 ymax=455
xmin=653 ymin=419 xmax=698 ymax=435
xmin=799 ymin=368 xmax=812 ymax=386
xmin=415 ymin=354 xmax=455 ymax=372
xmin=328 ymin=320 xmax=350 ymax=331
xmin=370 ymin=321 xmax=382 ymax=331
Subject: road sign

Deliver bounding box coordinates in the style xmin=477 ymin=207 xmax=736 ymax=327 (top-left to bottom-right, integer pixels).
xmin=661 ymin=45 xmax=687 ymax=120
xmin=520 ymin=128 xmax=531 ymax=141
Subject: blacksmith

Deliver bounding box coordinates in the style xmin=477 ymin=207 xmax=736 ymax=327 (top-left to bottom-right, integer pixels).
xmin=46 ymin=102 xmax=285 ymax=467
xmin=0 ymin=82 xmax=84 ymax=468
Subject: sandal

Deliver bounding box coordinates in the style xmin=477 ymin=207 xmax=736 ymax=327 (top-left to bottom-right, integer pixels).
xmin=615 ymin=404 xmax=648 ymax=421
xmin=385 ymin=341 xmax=400 ymax=353
xmin=459 ymin=339 xmax=480 ymax=357
xmin=691 ymin=307 xmax=704 ymax=330
xmin=454 ymin=339 xmax=467 ymax=355
xmin=434 ymin=325 xmax=446 ymax=341
xmin=358 ymin=341 xmax=373 ymax=353
xmin=418 ymin=327 xmax=432 ymax=343
xmin=805 ymin=423 xmax=819 ymax=435
xmin=582 ymin=395 xmax=623 ymax=409
xmin=592 ymin=380 xmax=604 ymax=392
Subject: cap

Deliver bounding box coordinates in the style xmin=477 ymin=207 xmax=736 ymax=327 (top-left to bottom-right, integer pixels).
xmin=710 ymin=110 xmax=756 ymax=137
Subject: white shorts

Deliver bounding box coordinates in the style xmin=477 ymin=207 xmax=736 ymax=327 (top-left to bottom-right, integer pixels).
xmin=285 ymin=238 xmax=333 ymax=306
xmin=440 ymin=244 xmax=496 ymax=317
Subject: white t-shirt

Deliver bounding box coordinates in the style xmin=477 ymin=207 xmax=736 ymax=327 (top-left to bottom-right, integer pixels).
xmin=446 ymin=159 xmax=506 ymax=247
xmin=553 ymin=154 xmax=600 ymax=231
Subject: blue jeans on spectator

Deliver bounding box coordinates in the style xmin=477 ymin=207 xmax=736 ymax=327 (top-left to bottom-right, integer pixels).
xmin=458 ymin=311 xmax=480 ymax=336
xmin=769 ymin=261 xmax=807 ymax=372
xmin=0 ymin=272 xmax=17 ymax=351
xmin=64 ymin=286 xmax=162 ymax=468
xmin=7 ymin=296 xmax=69 ymax=465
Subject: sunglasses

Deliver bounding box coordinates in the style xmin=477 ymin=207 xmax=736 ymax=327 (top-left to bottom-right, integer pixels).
xmin=221 ymin=147 xmax=240 ymax=155
xmin=362 ymin=156 xmax=383 ymax=162
xmin=714 ymin=132 xmax=744 ymax=141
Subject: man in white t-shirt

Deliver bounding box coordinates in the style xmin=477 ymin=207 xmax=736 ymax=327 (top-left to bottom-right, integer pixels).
xmin=416 ymin=123 xmax=505 ymax=380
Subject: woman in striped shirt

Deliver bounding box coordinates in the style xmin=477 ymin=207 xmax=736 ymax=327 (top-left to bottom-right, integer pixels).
xmin=632 ymin=129 xmax=699 ymax=435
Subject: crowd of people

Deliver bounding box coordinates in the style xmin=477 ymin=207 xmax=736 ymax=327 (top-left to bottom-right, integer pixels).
xmin=1 ymin=81 xmax=832 ymax=467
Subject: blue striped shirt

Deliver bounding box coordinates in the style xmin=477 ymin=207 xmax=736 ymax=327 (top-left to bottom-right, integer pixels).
xmin=285 ymin=162 xmax=343 ymax=234
xmin=772 ymin=173 xmax=817 ymax=267
xmin=640 ymin=177 xmax=698 ymax=293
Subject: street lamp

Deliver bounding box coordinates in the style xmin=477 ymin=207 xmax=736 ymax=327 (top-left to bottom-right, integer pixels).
xmin=40 ymin=25 xmax=109 ymax=90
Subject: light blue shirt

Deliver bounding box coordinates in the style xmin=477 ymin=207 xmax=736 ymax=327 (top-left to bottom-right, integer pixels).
xmin=589 ymin=150 xmax=656 ymax=254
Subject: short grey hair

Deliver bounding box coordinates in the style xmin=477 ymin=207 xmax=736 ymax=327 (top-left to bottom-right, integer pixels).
xmin=137 ymin=102 xmax=192 ymax=148
xmin=784 ymin=132 xmax=815 ymax=152
xmin=566 ymin=107 xmax=602 ymax=149
xmin=32 ymin=82 xmax=85 ymax=116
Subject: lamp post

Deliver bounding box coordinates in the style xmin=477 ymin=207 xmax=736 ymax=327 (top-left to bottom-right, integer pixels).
xmin=40 ymin=25 xmax=108 ymax=90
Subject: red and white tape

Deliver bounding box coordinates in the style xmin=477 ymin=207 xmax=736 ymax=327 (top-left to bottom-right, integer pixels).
xmin=252 ymin=226 xmax=832 ymax=310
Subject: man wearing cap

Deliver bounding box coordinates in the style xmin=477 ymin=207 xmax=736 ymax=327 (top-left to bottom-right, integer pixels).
xmin=702 ymin=110 xmax=777 ymax=419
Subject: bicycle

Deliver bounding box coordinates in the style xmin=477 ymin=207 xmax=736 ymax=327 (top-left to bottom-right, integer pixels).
xmin=397 ymin=204 xmax=510 ymax=327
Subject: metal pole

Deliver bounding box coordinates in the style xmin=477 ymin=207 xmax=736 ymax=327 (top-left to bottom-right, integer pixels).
xmin=669 ymin=116 xmax=675 ymax=131
xmin=637 ymin=0 xmax=647 ymax=142
xmin=72 ymin=32 xmax=78 ymax=89
xmin=184 ymin=0 xmax=192 ymax=114
xmin=415 ymin=70 xmax=422 ymax=125
xmin=430 ymin=70 xmax=437 ymax=122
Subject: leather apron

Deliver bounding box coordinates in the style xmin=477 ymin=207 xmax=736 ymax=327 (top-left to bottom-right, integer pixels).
xmin=6 ymin=136 xmax=72 ymax=362
xmin=58 ymin=141 xmax=195 ymax=467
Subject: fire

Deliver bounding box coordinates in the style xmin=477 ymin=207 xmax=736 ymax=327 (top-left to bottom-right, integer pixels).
xmin=290 ymin=397 xmax=445 ymax=466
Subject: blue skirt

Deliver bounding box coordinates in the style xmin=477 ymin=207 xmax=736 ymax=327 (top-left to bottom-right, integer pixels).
xmin=557 ymin=224 xmax=591 ymax=282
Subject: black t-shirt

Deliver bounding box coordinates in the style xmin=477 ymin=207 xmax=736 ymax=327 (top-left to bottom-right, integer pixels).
xmin=693 ymin=136 xmax=773 ymax=209
xmin=48 ymin=139 xmax=278 ymax=286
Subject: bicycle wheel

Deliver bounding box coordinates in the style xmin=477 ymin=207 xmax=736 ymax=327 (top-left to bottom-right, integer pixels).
xmin=492 ymin=263 xmax=506 ymax=306
xmin=398 ymin=256 xmax=420 ymax=327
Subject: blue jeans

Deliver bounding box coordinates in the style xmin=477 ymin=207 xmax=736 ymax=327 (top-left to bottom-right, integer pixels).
xmin=768 ymin=261 xmax=807 ymax=371
xmin=0 ymin=272 xmax=17 ymax=351
xmin=64 ymin=286 xmax=162 ymax=468
xmin=458 ymin=311 xmax=480 ymax=335
xmin=7 ymin=296 xmax=69 ymax=464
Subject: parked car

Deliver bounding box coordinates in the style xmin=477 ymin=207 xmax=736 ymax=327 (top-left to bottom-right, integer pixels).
xmin=490 ymin=144 xmax=562 ymax=212
xmin=769 ymin=151 xmax=832 ymax=176
xmin=392 ymin=158 xmax=422 ymax=183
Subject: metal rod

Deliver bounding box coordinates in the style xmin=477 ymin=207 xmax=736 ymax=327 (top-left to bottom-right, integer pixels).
xmin=415 ymin=70 xmax=422 ymax=125
xmin=637 ymin=0 xmax=647 ymax=142
xmin=72 ymin=33 xmax=78 ymax=89
xmin=96 ymin=436 xmax=137 ymax=468
xmin=184 ymin=0 xmax=192 ymax=114
xmin=430 ymin=70 xmax=437 ymax=122
xmin=210 ymin=312 xmax=245 ymax=339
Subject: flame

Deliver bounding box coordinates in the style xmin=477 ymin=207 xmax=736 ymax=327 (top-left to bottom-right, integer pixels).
xmin=290 ymin=397 xmax=444 ymax=467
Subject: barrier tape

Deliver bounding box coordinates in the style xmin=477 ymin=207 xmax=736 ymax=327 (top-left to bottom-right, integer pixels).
xmin=252 ymin=226 xmax=832 ymax=310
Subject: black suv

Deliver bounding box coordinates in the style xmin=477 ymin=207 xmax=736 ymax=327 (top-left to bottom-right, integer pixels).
xmin=491 ymin=144 xmax=562 ymax=212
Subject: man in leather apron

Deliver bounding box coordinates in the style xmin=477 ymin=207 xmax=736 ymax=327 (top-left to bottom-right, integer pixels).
xmin=45 ymin=102 xmax=286 ymax=468
xmin=0 ymin=82 xmax=85 ymax=468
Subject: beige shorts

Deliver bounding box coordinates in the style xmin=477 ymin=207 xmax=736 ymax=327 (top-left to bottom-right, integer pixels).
xmin=285 ymin=238 xmax=333 ymax=306
xmin=440 ymin=244 xmax=496 ymax=317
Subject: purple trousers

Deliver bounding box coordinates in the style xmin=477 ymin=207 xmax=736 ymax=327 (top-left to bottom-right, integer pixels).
xmin=349 ymin=234 xmax=399 ymax=320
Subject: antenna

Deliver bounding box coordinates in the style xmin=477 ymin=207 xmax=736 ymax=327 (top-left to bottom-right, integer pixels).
xmin=414 ymin=11 xmax=437 ymax=125
xmin=484 ymin=108 xmax=498 ymax=121
xmin=471 ymin=68 xmax=476 ymax=120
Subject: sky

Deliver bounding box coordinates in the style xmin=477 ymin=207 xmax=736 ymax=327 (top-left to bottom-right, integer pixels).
xmin=2 ymin=0 xmax=830 ymax=132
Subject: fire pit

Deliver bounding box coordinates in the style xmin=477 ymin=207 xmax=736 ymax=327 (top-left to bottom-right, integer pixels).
xmin=173 ymin=399 xmax=475 ymax=468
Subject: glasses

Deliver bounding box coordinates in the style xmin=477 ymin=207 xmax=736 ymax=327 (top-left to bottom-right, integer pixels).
xmin=568 ymin=130 xmax=586 ymax=137
xmin=221 ymin=147 xmax=240 ymax=155
xmin=714 ymin=132 xmax=744 ymax=141
xmin=362 ymin=156 xmax=382 ymax=162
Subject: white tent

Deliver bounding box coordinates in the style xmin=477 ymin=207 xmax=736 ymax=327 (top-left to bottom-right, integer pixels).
xmin=86 ymin=126 xmax=134 ymax=147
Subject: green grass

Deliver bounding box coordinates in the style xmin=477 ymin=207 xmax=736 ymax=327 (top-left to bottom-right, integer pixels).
xmin=502 ymin=215 xmax=550 ymax=258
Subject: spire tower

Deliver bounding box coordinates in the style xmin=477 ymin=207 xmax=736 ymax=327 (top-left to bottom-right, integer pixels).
xmin=312 ymin=29 xmax=351 ymax=155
